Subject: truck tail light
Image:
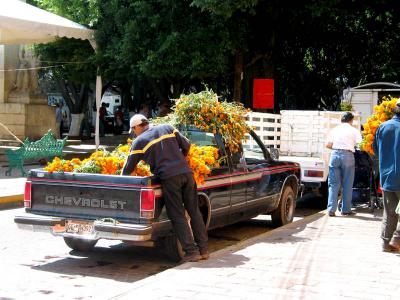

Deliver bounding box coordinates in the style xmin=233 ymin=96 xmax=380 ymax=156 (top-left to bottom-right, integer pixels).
xmin=303 ymin=170 xmax=324 ymax=178
xmin=140 ymin=189 xmax=155 ymax=219
xmin=24 ymin=181 xmax=32 ymax=208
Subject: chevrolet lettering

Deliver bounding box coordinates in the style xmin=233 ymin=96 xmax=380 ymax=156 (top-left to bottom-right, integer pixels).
xmin=45 ymin=195 xmax=127 ymax=210
xmin=15 ymin=128 xmax=301 ymax=262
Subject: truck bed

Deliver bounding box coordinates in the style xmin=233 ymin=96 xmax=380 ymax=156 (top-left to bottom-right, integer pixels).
xmin=26 ymin=169 xmax=160 ymax=223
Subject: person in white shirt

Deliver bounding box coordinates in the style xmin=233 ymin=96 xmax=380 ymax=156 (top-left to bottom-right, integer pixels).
xmin=325 ymin=112 xmax=362 ymax=216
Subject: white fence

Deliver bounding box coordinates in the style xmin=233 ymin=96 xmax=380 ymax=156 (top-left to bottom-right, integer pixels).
xmin=245 ymin=112 xmax=281 ymax=149
xmin=246 ymin=111 xmax=361 ymax=157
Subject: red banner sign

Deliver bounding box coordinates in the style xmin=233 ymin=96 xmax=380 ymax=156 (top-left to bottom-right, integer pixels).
xmin=253 ymin=79 xmax=274 ymax=109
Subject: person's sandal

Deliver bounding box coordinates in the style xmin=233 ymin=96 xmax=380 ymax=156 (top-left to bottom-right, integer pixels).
xmin=389 ymin=239 xmax=400 ymax=250
xmin=383 ymin=243 xmax=400 ymax=253
xmin=181 ymin=252 xmax=202 ymax=263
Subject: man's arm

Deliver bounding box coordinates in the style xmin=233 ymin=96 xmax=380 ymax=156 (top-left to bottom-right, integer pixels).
xmin=121 ymin=153 xmax=141 ymax=175
xmin=325 ymin=128 xmax=334 ymax=149
xmin=121 ymin=140 xmax=142 ymax=175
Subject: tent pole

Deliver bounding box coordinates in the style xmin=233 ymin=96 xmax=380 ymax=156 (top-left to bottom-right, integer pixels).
xmin=95 ymin=74 xmax=102 ymax=149
xmin=89 ymin=39 xmax=101 ymax=150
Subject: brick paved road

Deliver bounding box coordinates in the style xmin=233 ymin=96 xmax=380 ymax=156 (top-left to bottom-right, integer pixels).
xmin=0 ymin=208 xmax=176 ymax=300
xmin=113 ymin=208 xmax=400 ymax=300
xmin=0 ymin=205 xmax=318 ymax=299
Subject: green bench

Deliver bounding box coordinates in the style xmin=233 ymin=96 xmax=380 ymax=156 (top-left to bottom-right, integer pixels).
xmin=5 ymin=130 xmax=67 ymax=176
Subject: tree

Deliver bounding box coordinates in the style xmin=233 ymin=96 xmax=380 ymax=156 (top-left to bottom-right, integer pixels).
xmin=194 ymin=0 xmax=400 ymax=110
xmin=274 ymin=0 xmax=400 ymax=109
xmin=95 ymin=0 xmax=242 ymax=107
xmin=33 ymin=0 xmax=400 ymax=117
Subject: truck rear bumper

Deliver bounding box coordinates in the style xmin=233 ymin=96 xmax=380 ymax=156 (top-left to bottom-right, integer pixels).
xmin=14 ymin=214 xmax=153 ymax=242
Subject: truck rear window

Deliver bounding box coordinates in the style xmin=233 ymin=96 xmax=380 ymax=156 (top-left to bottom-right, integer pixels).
xmin=182 ymin=129 xmax=218 ymax=147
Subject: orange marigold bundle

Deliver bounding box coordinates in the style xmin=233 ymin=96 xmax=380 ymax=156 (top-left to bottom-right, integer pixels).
xmin=360 ymin=96 xmax=398 ymax=155
xmin=44 ymin=124 xmax=219 ymax=183
xmin=173 ymin=89 xmax=251 ymax=153
xmin=44 ymin=157 xmax=81 ymax=173
xmin=186 ymin=144 xmax=219 ymax=186
xmin=44 ymin=138 xmax=151 ymax=176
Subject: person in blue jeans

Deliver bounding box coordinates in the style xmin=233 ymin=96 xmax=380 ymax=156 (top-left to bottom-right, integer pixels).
xmin=373 ymin=99 xmax=400 ymax=253
xmin=325 ymin=112 xmax=362 ymax=216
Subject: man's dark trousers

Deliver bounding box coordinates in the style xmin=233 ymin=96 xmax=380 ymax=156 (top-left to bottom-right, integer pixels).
xmin=381 ymin=190 xmax=400 ymax=245
xmin=161 ymin=173 xmax=208 ymax=255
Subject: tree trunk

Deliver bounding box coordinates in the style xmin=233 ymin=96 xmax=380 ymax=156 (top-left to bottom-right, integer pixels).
xmin=57 ymin=80 xmax=89 ymax=114
xmin=69 ymin=113 xmax=84 ymax=137
xmin=233 ymin=51 xmax=244 ymax=103
xmin=148 ymin=78 xmax=167 ymax=104
xmin=56 ymin=79 xmax=90 ymax=136
xmin=120 ymin=82 xmax=132 ymax=112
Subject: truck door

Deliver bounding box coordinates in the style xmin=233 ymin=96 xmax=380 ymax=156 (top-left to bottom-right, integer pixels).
xmin=242 ymin=131 xmax=281 ymax=214
xmin=184 ymin=130 xmax=232 ymax=228
xmin=228 ymin=147 xmax=249 ymax=222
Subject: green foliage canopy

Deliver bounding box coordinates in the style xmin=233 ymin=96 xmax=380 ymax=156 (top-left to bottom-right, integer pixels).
xmin=29 ymin=0 xmax=400 ymax=112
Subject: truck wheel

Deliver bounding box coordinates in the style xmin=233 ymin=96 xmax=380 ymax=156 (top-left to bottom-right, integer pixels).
xmin=318 ymin=182 xmax=328 ymax=208
xmin=271 ymin=185 xmax=296 ymax=227
xmin=63 ymin=237 xmax=97 ymax=252
xmin=162 ymin=235 xmax=184 ymax=262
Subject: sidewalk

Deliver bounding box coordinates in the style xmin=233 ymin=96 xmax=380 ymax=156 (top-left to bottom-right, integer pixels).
xmin=0 ymin=165 xmax=32 ymax=209
xmin=111 ymin=208 xmax=399 ymax=300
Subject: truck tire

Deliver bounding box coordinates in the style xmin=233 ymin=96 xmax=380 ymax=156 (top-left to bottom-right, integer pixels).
xmin=271 ymin=185 xmax=296 ymax=227
xmin=162 ymin=235 xmax=184 ymax=262
xmin=318 ymin=182 xmax=328 ymax=208
xmin=63 ymin=237 xmax=97 ymax=252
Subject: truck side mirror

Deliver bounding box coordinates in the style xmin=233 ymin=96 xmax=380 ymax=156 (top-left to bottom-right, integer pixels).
xmin=269 ymin=147 xmax=279 ymax=160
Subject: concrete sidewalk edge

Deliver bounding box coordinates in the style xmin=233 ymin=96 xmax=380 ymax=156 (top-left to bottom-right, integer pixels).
xmin=110 ymin=210 xmax=326 ymax=299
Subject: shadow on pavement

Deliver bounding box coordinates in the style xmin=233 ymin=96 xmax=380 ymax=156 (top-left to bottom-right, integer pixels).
xmin=30 ymin=243 xmax=177 ymax=283
xmin=180 ymin=253 xmax=250 ymax=270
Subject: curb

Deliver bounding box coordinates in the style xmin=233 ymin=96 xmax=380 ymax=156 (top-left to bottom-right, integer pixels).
xmin=0 ymin=194 xmax=23 ymax=210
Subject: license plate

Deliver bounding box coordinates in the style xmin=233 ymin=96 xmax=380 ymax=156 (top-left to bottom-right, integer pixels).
xmin=65 ymin=221 xmax=93 ymax=235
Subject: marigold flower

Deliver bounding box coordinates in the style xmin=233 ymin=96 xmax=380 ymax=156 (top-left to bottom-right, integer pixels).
xmin=361 ymin=97 xmax=398 ymax=155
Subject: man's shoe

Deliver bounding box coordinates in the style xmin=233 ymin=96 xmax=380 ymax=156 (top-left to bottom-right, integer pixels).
xmin=181 ymin=252 xmax=202 ymax=263
xmin=383 ymin=243 xmax=400 ymax=253
xmin=341 ymin=211 xmax=356 ymax=216
xmin=389 ymin=239 xmax=400 ymax=250
xmin=328 ymin=211 xmax=336 ymax=217
xmin=200 ymin=249 xmax=210 ymax=260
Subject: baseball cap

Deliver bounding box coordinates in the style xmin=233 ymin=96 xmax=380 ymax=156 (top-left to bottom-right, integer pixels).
xmin=129 ymin=114 xmax=148 ymax=133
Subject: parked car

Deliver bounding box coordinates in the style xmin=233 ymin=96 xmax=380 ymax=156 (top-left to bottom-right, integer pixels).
xmin=15 ymin=128 xmax=301 ymax=262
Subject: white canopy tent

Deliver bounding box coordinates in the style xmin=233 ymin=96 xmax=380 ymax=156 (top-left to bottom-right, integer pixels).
xmin=0 ymin=0 xmax=102 ymax=148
